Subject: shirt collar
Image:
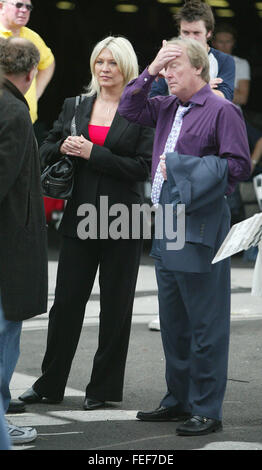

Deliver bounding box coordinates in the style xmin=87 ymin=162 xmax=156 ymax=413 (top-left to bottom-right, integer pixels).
xmin=0 ymin=21 xmax=25 ymax=37
xmin=177 ymin=83 xmax=212 ymax=107
xmin=0 ymin=20 xmax=13 ymax=34
xmin=3 ymin=78 xmax=29 ymax=108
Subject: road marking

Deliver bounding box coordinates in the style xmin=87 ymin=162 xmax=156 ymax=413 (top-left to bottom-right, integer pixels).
xmin=38 ymin=432 xmax=84 ymax=436
xmin=9 ymin=374 xmax=262 ymax=451
xmin=195 ymin=441 xmax=262 ymax=450
xmin=10 ymin=372 xmax=83 ymax=399
xmin=10 ymin=373 xmax=138 ymax=426
xmin=20 ymin=261 xmax=262 ymax=331
xmin=10 ymin=409 xmax=138 ymax=427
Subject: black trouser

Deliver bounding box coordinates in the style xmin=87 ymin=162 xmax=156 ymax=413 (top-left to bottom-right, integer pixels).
xmin=33 ymin=236 xmax=142 ymax=402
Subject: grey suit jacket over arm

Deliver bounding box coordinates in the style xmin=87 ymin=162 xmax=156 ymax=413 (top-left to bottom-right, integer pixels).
xmin=154 ymin=153 xmax=230 ymax=273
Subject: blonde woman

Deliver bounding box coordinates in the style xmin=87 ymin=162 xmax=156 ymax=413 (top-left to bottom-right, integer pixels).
xmin=20 ymin=36 xmax=153 ymax=410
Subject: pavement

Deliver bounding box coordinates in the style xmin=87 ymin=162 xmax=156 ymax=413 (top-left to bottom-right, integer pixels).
xmin=7 ymin=227 xmax=262 ymax=453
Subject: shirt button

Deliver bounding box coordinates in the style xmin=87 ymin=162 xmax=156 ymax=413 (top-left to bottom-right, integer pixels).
xmin=144 ymin=78 xmax=148 ymax=82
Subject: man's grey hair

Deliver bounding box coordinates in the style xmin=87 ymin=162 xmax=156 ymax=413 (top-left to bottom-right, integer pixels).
xmin=0 ymin=37 xmax=40 ymax=75
xmin=167 ymin=37 xmax=210 ymax=83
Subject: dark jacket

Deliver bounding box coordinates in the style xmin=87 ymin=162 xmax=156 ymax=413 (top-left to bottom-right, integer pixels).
xmin=40 ymin=95 xmax=154 ymax=238
xmin=0 ymin=79 xmax=48 ymax=321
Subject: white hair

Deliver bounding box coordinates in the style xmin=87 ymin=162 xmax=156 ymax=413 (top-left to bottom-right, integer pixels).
xmin=85 ymin=36 xmax=139 ymax=97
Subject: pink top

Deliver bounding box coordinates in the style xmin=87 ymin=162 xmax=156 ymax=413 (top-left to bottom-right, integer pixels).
xmin=88 ymin=124 xmax=110 ymax=146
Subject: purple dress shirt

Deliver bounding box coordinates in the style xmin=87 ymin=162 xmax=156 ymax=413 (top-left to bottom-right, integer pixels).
xmin=118 ymin=68 xmax=251 ymax=195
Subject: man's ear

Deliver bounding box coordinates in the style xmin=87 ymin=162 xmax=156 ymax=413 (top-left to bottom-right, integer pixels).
xmin=27 ymin=66 xmax=36 ymax=85
xmin=206 ymin=30 xmax=212 ymax=41
xmin=195 ymin=67 xmax=203 ymax=77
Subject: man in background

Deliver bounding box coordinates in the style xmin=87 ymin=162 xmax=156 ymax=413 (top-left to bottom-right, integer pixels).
xmin=212 ymin=22 xmax=262 ymax=173
xmin=212 ymin=23 xmax=250 ymax=107
xmin=0 ymin=0 xmax=55 ymax=124
xmin=212 ymin=23 xmax=262 ymax=242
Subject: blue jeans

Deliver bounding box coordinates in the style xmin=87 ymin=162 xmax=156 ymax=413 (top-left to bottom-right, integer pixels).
xmin=0 ymin=297 xmax=11 ymax=450
xmin=0 ymin=300 xmax=22 ymax=413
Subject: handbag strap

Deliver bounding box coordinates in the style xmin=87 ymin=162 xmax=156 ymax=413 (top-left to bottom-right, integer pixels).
xmin=70 ymin=94 xmax=84 ymax=136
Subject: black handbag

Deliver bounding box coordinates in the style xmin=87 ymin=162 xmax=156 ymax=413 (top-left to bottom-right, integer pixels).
xmin=41 ymin=95 xmax=83 ymax=199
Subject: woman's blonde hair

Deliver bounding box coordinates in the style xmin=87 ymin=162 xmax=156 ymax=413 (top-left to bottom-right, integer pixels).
xmin=167 ymin=37 xmax=210 ymax=83
xmin=85 ymin=36 xmax=139 ymax=97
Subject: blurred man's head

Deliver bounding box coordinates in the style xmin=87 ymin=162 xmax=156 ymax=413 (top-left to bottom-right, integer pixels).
xmin=174 ymin=1 xmax=215 ymax=49
xmin=0 ymin=36 xmax=39 ymax=94
xmin=212 ymin=24 xmax=237 ymax=55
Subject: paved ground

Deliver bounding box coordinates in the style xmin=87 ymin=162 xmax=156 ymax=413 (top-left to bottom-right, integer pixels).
xmin=8 ymin=228 xmax=262 ymax=453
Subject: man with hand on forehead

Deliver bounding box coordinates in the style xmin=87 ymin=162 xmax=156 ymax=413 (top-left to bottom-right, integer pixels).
xmin=119 ymin=37 xmax=250 ymax=436
xmin=0 ymin=0 xmax=55 ymax=124
xmin=148 ymin=0 xmax=235 ymax=334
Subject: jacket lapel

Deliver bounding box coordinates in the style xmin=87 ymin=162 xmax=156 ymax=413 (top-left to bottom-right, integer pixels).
xmin=74 ymin=95 xmax=95 ymax=138
xmin=103 ymin=111 xmax=130 ymax=149
xmin=75 ymin=95 xmax=130 ymax=147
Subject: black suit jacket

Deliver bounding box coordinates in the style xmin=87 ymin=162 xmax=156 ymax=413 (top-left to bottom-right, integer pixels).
xmin=40 ymin=95 xmax=154 ymax=238
xmin=0 ymin=80 xmax=48 ymax=321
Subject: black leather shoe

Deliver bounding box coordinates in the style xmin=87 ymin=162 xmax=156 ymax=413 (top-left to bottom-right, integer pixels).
xmin=176 ymin=415 xmax=222 ymax=436
xmin=19 ymin=387 xmax=62 ymax=404
xmin=136 ymin=406 xmax=191 ymax=422
xmin=7 ymin=399 xmax=26 ymax=414
xmin=83 ymin=397 xmax=105 ymax=410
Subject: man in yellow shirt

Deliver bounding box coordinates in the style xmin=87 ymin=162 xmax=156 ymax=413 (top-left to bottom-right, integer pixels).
xmin=0 ymin=1 xmax=55 ymax=123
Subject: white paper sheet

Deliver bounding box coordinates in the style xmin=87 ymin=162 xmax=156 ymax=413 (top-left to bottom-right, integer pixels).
xmin=212 ymin=212 xmax=262 ymax=264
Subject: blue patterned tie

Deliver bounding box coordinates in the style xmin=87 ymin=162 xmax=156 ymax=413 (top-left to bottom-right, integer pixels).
xmin=151 ymin=104 xmax=193 ymax=205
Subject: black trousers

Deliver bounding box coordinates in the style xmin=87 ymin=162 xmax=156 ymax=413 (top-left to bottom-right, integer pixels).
xmin=33 ymin=236 xmax=142 ymax=402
